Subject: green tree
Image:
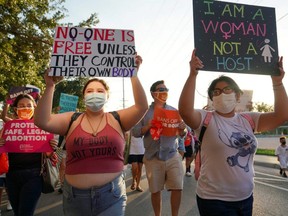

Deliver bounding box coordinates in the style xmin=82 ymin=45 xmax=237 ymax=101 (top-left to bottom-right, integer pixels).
xmin=0 ymin=0 xmax=99 ymax=102
xmin=253 ymin=102 xmax=274 ymax=113
xmin=53 ymin=77 xmax=89 ymax=112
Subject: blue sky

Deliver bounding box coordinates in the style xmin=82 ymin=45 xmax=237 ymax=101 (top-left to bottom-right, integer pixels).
xmin=62 ymin=0 xmax=288 ymax=111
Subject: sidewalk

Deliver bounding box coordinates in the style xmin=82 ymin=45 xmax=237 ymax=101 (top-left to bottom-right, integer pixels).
xmin=254 ymin=154 xmax=278 ymax=169
xmin=254 ymin=136 xmax=280 ymax=169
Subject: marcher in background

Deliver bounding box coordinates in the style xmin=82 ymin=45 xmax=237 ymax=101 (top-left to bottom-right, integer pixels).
xmin=0 ymin=94 xmax=58 ymax=216
xmin=0 ymin=173 xmax=13 ymax=215
xmin=128 ymin=132 xmax=145 ymax=192
xmin=177 ymin=135 xmax=185 ymax=158
xmin=34 ymin=54 xmax=148 ymax=216
xmin=132 ymin=80 xmax=186 ymax=216
xmin=183 ymin=128 xmax=197 ymax=177
xmin=178 ymin=49 xmax=288 ymax=216
xmin=0 ymin=174 xmax=6 ymax=216
xmin=0 ymin=119 xmax=12 ymax=214
xmin=275 ymin=136 xmax=288 ymax=177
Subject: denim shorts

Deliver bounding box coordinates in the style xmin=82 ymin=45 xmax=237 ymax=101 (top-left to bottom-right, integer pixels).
xmin=63 ymin=172 xmax=127 ymax=216
xmin=197 ymin=194 xmax=253 ymax=216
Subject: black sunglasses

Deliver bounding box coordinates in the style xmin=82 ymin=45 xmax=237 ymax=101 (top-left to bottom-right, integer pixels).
xmin=155 ymin=87 xmax=169 ymax=92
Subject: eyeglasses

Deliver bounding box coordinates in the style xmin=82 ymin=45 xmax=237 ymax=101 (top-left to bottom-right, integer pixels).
xmin=211 ymin=86 xmax=234 ymax=96
xmin=155 ymin=87 xmax=169 ymax=92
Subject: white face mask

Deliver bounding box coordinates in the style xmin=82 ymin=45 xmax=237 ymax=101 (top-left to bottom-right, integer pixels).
xmin=212 ymin=93 xmax=237 ymax=114
xmin=84 ymin=93 xmax=107 ymax=112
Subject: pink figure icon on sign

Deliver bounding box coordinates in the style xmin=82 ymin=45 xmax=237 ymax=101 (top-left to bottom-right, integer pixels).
xmin=260 ymin=38 xmax=275 ymax=63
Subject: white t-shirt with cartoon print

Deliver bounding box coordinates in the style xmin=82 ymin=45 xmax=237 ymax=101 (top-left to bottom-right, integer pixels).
xmin=195 ymin=110 xmax=261 ymax=201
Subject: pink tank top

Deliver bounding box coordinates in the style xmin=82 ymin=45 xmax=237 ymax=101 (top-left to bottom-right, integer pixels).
xmin=65 ymin=113 xmax=125 ymax=175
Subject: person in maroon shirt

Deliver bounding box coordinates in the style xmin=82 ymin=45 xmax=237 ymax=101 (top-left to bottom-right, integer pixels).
xmin=34 ymin=54 xmax=148 ymax=216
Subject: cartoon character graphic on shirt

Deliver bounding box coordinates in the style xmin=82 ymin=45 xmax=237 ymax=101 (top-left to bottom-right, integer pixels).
xmin=218 ymin=124 xmax=256 ymax=172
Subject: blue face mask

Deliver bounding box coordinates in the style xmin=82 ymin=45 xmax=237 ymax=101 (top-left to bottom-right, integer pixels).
xmin=84 ymin=93 xmax=107 ymax=112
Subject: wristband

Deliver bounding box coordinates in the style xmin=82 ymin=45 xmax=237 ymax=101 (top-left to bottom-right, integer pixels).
xmin=273 ymin=83 xmax=284 ymax=90
xmin=273 ymin=83 xmax=283 ymax=87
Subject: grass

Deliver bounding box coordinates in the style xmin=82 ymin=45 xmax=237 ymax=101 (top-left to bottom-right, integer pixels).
xmin=256 ymin=148 xmax=275 ymax=156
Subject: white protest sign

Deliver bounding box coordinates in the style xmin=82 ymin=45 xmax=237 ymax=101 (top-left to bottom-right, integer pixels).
xmin=49 ymin=26 xmax=137 ymax=77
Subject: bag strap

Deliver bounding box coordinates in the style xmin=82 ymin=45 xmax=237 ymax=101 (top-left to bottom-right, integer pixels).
xmin=198 ymin=112 xmax=254 ymax=142
xmin=198 ymin=112 xmax=213 ymax=143
xmin=110 ymin=111 xmax=122 ymax=128
xmin=240 ymin=113 xmax=255 ymax=131
xmin=65 ymin=112 xmax=82 ymax=136
xmin=64 ymin=111 xmax=122 ymax=135
xmin=58 ymin=136 xmax=66 ymax=150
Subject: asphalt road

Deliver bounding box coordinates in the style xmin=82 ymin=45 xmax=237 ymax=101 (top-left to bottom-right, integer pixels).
xmin=1 ymin=160 xmax=287 ymax=216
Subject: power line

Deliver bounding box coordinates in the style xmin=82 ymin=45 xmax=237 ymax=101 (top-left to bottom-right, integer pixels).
xmin=277 ymin=12 xmax=288 ymax=22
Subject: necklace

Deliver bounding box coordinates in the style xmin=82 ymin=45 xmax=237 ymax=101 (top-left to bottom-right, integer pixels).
xmin=86 ymin=113 xmax=105 ymax=137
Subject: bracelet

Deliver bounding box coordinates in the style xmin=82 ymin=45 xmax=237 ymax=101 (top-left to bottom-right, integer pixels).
xmin=273 ymin=83 xmax=284 ymax=90
xmin=273 ymin=83 xmax=283 ymax=87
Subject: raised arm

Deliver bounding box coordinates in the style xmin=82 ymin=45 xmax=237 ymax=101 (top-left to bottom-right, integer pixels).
xmin=117 ymin=55 xmax=148 ymax=131
xmin=34 ymin=71 xmax=72 ymax=136
xmin=178 ymin=49 xmax=203 ymax=129
xmin=1 ymin=102 xmax=12 ymax=122
xmin=257 ymin=57 xmax=288 ymax=132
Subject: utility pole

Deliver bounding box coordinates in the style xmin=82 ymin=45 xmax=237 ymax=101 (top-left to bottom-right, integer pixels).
xmin=122 ymin=77 xmax=125 ymax=108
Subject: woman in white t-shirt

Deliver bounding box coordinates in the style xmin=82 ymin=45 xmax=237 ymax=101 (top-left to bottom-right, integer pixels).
xmin=128 ymin=134 xmax=145 ymax=192
xmin=179 ymin=49 xmax=288 ymax=216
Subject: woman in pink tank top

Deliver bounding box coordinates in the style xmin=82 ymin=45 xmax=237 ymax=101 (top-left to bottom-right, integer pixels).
xmin=34 ymin=55 xmax=148 ymax=216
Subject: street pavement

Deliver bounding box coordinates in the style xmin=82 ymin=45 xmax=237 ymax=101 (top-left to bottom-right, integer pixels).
xmin=254 ymin=154 xmax=278 ymax=168
xmin=0 ymin=154 xmax=279 ymax=216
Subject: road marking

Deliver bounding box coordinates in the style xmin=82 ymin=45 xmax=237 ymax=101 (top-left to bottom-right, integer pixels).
xmin=254 ymin=171 xmax=288 ymax=192
xmin=254 ymin=171 xmax=287 ymax=179
xmin=255 ymin=177 xmax=288 ymax=182
xmin=254 ymin=180 xmax=288 ymax=192
xmin=34 ymin=201 xmax=63 ymax=215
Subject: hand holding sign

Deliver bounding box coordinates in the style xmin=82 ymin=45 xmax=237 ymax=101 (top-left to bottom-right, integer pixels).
xmin=135 ymin=54 xmax=143 ymax=71
xmin=150 ymin=119 xmax=163 ymax=140
xmin=190 ymin=49 xmax=204 ymax=75
xmin=0 ymin=138 xmax=4 ymax=147
xmin=44 ymin=68 xmax=64 ymax=86
xmin=271 ymin=57 xmax=284 ymax=85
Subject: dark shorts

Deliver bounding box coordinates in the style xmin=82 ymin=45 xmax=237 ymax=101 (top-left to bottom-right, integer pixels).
xmin=0 ymin=177 xmax=6 ymax=188
xmin=128 ymin=155 xmax=144 ymax=164
xmin=184 ymin=145 xmax=193 ymax=158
